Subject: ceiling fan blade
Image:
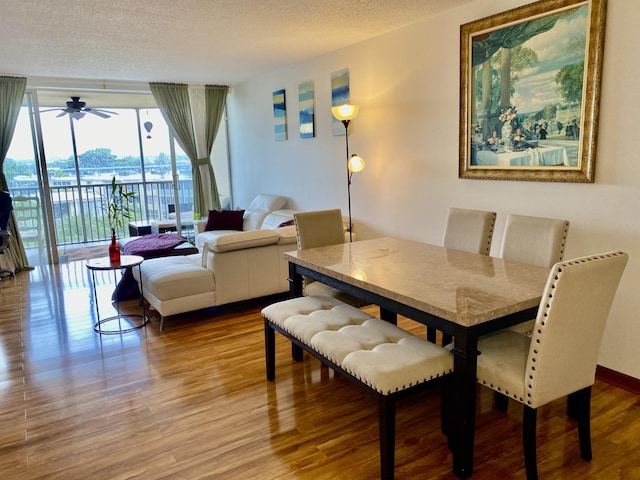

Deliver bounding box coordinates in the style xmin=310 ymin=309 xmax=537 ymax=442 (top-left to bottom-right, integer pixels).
xmin=56 ymin=111 xmax=67 ymax=117
xmin=86 ymin=109 xmax=110 ymax=118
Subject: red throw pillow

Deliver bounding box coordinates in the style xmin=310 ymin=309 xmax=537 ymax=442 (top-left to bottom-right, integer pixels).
xmin=205 ymin=209 xmax=245 ymax=231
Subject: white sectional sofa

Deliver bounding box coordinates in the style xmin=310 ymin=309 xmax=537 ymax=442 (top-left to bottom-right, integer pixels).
xmin=132 ymin=194 xmax=299 ymax=331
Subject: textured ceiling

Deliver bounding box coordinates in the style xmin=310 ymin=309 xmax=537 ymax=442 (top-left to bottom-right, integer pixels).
xmin=1 ymin=0 xmax=473 ymax=89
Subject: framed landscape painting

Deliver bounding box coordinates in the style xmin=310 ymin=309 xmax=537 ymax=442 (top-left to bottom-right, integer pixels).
xmin=459 ymin=0 xmax=607 ymax=182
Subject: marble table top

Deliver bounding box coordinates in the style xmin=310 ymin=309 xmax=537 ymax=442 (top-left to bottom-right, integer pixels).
xmin=285 ymin=237 xmax=550 ymax=327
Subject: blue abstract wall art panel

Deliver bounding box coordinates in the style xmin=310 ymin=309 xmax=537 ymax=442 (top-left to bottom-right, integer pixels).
xmin=273 ymin=89 xmax=287 ymax=141
xmin=298 ymin=81 xmax=315 ymax=139
xmin=331 ymin=68 xmax=350 ymax=136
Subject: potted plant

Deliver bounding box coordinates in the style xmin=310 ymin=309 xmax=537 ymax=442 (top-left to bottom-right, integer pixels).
xmin=107 ymin=176 xmax=137 ymax=264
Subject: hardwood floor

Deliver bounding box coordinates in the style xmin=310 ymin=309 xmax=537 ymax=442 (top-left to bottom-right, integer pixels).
xmin=1 ymin=258 xmax=639 ymax=479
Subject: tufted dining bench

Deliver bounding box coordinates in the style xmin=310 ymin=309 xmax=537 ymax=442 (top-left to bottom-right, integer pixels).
xmin=262 ymin=295 xmax=454 ymax=480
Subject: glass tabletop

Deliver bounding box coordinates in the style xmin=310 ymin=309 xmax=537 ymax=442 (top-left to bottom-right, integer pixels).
xmin=86 ymin=255 xmax=144 ymax=270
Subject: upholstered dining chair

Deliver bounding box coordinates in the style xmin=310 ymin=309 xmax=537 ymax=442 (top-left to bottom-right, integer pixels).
xmin=294 ymin=209 xmax=368 ymax=307
xmin=500 ymin=213 xmax=570 ymax=269
xmin=475 ymin=251 xmax=628 ymax=480
xmin=433 ymin=207 xmax=497 ymax=343
xmin=500 ymin=214 xmax=570 ymax=335
xmin=294 ymin=208 xmax=346 ymax=250
xmin=490 ymin=213 xmax=571 ymax=411
xmin=442 ymin=207 xmax=497 ymax=256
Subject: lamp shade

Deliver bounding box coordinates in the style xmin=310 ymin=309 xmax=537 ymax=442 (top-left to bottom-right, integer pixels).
xmin=348 ymin=154 xmax=365 ymax=173
xmin=331 ymin=104 xmax=359 ymax=121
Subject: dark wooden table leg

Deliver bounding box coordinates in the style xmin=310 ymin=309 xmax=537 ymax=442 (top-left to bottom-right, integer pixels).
xmin=380 ymin=308 xmax=397 ymax=325
xmin=288 ymin=262 xmax=303 ymax=298
xmin=450 ymin=329 xmax=479 ymax=479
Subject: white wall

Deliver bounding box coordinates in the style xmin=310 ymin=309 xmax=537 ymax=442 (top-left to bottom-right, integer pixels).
xmin=226 ymin=0 xmax=640 ymax=379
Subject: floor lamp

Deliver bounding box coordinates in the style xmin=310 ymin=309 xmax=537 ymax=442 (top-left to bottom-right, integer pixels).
xmin=331 ymin=104 xmax=365 ymax=242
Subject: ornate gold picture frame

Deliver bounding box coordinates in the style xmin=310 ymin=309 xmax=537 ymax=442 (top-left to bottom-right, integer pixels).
xmin=459 ymin=0 xmax=607 ymax=182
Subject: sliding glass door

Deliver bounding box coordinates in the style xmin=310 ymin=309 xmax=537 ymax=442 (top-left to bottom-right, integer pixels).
xmin=4 ymin=90 xmax=230 ymax=266
xmin=5 ymin=92 xmax=51 ymax=266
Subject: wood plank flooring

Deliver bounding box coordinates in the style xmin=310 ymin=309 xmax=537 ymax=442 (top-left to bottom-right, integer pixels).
xmin=0 ymin=258 xmax=639 ymax=479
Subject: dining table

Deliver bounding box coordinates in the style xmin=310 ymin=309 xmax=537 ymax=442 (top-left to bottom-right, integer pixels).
xmin=284 ymin=237 xmax=550 ymax=478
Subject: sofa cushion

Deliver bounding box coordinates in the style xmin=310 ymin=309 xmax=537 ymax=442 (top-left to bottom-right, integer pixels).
xmin=205 ymin=209 xmax=245 ymax=231
xmin=203 ymin=229 xmax=279 ymax=253
xmin=261 ymin=209 xmax=296 ymax=230
xmin=242 ymin=194 xmax=287 ymax=230
xmin=275 ymin=225 xmax=297 ymax=245
xmin=243 ymin=210 xmax=269 ymax=232
xmin=196 ymin=229 xmax=244 ymax=251
xmin=247 ymin=194 xmax=287 ymax=212
xmin=139 ymin=254 xmax=214 ymax=300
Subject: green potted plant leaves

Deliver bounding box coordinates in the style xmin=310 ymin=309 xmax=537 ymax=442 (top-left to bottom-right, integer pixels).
xmin=107 ymin=176 xmax=137 ymax=264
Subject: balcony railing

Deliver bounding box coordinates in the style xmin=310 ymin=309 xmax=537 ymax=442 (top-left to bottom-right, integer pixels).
xmin=10 ymin=179 xmax=194 ymax=247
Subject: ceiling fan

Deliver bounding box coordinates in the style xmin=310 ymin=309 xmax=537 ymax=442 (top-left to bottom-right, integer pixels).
xmin=42 ymin=96 xmax=118 ymax=119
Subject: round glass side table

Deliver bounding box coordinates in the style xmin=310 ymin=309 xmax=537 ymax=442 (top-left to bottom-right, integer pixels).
xmin=86 ymin=254 xmax=149 ymax=334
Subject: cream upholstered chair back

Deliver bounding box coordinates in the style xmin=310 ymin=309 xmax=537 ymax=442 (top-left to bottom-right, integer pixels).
xmin=524 ymin=251 xmax=627 ymax=408
xmin=436 ymin=208 xmax=496 ymax=343
xmin=294 ymin=209 xmax=367 ymax=307
xmin=475 ymin=251 xmax=628 ymax=478
xmin=500 ymin=214 xmax=570 ymax=268
xmin=294 ymin=209 xmax=345 ymax=250
xmin=499 ymin=214 xmax=570 ymax=337
xmin=442 ymin=208 xmax=496 ymax=255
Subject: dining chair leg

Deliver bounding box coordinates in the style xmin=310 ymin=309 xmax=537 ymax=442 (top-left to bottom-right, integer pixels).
xmin=570 ymin=387 xmax=593 ymax=461
xmin=523 ymin=406 xmax=539 ymax=480
xmin=495 ymin=392 xmax=509 ymax=412
xmin=566 ymin=386 xmax=589 ymax=420
xmin=379 ymin=395 xmax=396 ymax=480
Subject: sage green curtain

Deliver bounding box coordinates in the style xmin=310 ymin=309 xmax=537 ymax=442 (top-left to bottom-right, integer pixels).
xmin=203 ymin=84 xmax=229 ymax=212
xmin=0 ymin=76 xmax=29 ymax=272
xmin=149 ymin=82 xmax=229 ymax=216
xmin=149 ymin=83 xmax=201 ymax=214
